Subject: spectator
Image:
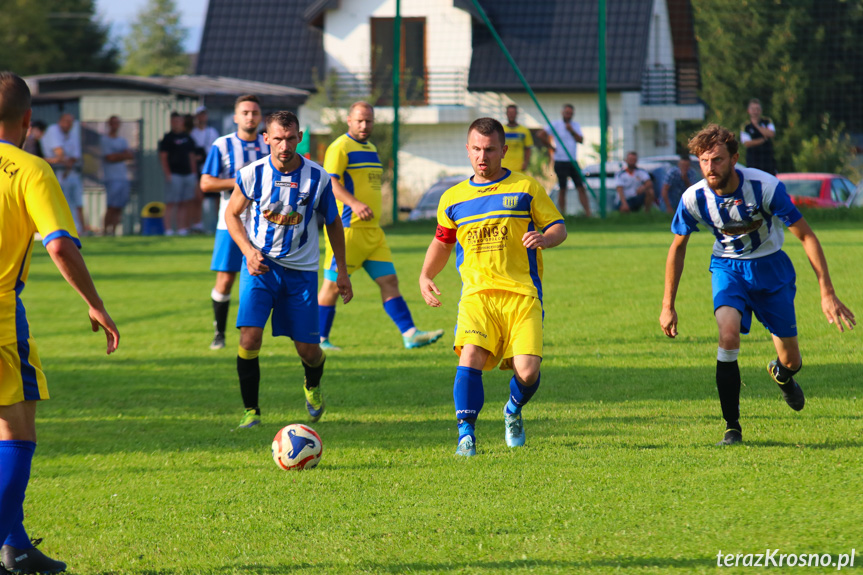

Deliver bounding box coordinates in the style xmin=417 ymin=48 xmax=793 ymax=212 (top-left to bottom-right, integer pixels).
xmin=101 ymin=116 xmax=134 ymax=236
xmin=190 ymin=105 xmax=221 ymax=233
xmin=615 ymin=151 xmax=654 ymax=213
xmin=184 ymin=113 xmax=205 ymax=234
xmin=661 ymin=153 xmax=701 ymax=214
xmin=540 ymin=104 xmax=591 ymax=217
xmin=43 ymin=113 xmax=87 ymax=234
xmin=23 ymin=120 xmax=45 ymax=158
xmin=740 ymin=98 xmax=777 ymax=175
xmin=158 ymin=112 xmax=198 ymax=235
xmin=501 ymin=104 xmax=533 ymax=173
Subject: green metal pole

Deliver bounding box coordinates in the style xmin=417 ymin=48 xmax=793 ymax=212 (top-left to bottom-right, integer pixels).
xmin=470 ymin=0 xmax=595 ymax=203
xmin=598 ymin=0 xmax=608 ymax=218
xmin=392 ymin=0 xmax=401 ymax=224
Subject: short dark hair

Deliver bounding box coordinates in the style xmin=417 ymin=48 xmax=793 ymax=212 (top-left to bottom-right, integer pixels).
xmin=31 ymin=119 xmax=46 ymax=131
xmin=688 ymin=124 xmax=739 ymax=157
xmin=748 ymin=98 xmax=761 ymax=107
xmin=170 ymin=111 xmax=182 ymax=119
xmin=265 ymin=110 xmax=300 ymax=131
xmin=563 ymin=103 xmax=574 ymax=110
xmin=235 ymin=94 xmax=260 ymax=109
xmin=0 ymin=71 xmax=31 ymax=124
xmin=468 ymin=117 xmax=505 ymax=146
xmin=506 ymin=104 xmax=517 ymax=111
xmin=679 ymin=152 xmax=690 ymax=162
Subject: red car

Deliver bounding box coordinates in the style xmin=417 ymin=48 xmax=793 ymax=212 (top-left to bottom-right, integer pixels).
xmin=777 ymin=173 xmax=858 ymax=208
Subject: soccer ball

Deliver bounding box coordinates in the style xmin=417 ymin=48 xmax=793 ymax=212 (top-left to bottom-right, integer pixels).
xmin=272 ymin=424 xmax=323 ymax=470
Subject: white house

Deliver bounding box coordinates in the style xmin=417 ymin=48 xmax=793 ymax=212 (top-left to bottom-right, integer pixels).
xmin=198 ymin=0 xmax=705 ymax=206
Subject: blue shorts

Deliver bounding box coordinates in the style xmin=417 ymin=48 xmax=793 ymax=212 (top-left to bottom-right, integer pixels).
xmin=710 ymin=251 xmax=797 ymax=338
xmin=105 ymin=179 xmax=130 ymax=208
xmin=211 ymin=229 xmax=243 ymax=272
xmin=237 ymin=260 xmax=320 ymax=343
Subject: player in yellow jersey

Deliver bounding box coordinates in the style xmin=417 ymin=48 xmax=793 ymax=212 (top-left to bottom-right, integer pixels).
xmin=0 ymin=71 xmax=119 ymax=574
xmin=419 ymin=117 xmax=567 ymax=456
xmin=501 ymin=104 xmax=533 ymax=173
xmin=317 ymin=101 xmax=443 ymax=350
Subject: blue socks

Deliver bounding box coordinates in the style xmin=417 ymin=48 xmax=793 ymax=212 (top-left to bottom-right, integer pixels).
xmin=383 ymin=297 xmax=415 ymax=334
xmin=0 ymin=440 xmax=36 ymax=548
xmin=318 ymin=304 xmax=336 ymax=340
xmin=505 ymin=372 xmax=541 ymax=415
xmin=454 ymin=366 xmax=484 ymax=440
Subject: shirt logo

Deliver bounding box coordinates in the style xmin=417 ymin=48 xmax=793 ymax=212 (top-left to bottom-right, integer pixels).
xmin=262 ymin=200 xmax=303 ymax=227
xmin=275 ymin=181 xmax=298 ymax=188
xmin=502 ymin=195 xmax=519 ymax=208
xmin=721 ymin=219 xmax=763 ymax=236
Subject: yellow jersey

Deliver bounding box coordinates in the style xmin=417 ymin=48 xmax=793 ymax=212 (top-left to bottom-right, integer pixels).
xmin=0 ymin=140 xmax=79 ymax=346
xmin=323 ymin=133 xmax=383 ymax=228
xmin=502 ymin=124 xmax=534 ymax=172
xmin=436 ymin=169 xmax=563 ymax=300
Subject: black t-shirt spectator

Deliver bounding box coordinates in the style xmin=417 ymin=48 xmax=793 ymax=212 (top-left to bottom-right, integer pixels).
xmin=742 ymin=119 xmax=776 ymax=175
xmin=158 ymin=131 xmax=196 ymax=175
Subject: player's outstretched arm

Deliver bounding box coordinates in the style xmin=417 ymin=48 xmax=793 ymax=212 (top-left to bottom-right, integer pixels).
xmin=660 ymin=234 xmax=689 ymax=338
xmin=324 ymin=216 xmax=353 ymax=304
xmin=419 ymin=237 xmax=454 ymax=308
xmin=788 ymin=218 xmax=856 ymax=332
xmin=44 ymin=236 xmax=119 ymax=355
xmin=522 ymin=222 xmax=567 ymax=250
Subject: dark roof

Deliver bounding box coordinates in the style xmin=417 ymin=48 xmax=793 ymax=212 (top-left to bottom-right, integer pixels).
xmin=25 ymin=73 xmax=309 ymax=108
xmin=463 ymin=0 xmax=654 ymax=92
xmin=196 ymin=0 xmax=325 ymax=92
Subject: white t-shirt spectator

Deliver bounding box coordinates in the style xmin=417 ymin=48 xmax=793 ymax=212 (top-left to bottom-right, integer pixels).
xmin=42 ymin=122 xmax=81 ymax=170
xmin=615 ymin=168 xmax=651 ymax=199
xmin=545 ymin=119 xmax=583 ymax=162
xmin=191 ymin=126 xmax=221 ymax=152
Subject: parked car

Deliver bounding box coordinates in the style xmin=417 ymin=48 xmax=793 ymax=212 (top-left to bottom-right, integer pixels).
xmin=777 ymin=173 xmax=858 ymax=208
xmin=550 ymin=156 xmax=702 ymax=215
xmin=408 ymin=175 xmax=469 ymax=220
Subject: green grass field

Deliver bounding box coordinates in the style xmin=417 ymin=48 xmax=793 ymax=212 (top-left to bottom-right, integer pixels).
xmin=18 ymin=212 xmax=863 ymax=574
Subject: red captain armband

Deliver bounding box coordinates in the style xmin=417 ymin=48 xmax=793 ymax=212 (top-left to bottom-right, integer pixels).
xmin=435 ymin=224 xmax=457 ymax=244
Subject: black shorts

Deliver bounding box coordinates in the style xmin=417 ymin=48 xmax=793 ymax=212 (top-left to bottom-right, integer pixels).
xmin=625 ymin=194 xmax=647 ymax=211
xmin=554 ymin=161 xmax=583 ymax=189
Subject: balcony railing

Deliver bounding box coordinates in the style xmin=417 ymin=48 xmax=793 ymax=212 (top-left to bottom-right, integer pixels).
xmin=325 ymin=68 xmax=469 ymax=107
xmin=641 ymin=64 xmax=701 ymax=105
xmin=641 ymin=65 xmax=677 ymax=105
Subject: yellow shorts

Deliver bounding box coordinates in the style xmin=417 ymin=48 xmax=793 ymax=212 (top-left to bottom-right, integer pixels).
xmin=0 ymin=338 xmax=49 ymax=406
xmin=324 ymin=226 xmax=395 ymax=280
xmin=453 ymin=290 xmax=543 ymax=371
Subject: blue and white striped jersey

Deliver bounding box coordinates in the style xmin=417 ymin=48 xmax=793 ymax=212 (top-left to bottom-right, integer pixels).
xmin=671 ymin=167 xmax=802 ymax=260
xmin=202 ymin=133 xmax=269 ymax=231
xmin=236 ymin=156 xmax=336 ymax=271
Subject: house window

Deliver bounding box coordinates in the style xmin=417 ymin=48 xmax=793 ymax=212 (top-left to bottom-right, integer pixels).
xmin=371 ymin=17 xmax=426 ymax=105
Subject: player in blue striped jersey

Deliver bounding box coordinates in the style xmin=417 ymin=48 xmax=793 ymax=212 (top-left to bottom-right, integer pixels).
xmin=200 ymin=95 xmax=269 ymax=351
xmin=660 ymin=124 xmax=855 ymax=445
xmin=225 ymin=111 xmax=352 ymax=429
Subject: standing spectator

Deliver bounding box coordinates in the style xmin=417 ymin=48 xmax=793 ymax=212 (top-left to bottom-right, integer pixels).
xmin=101 ymin=116 xmax=134 ymax=236
xmin=158 ymin=112 xmax=198 ymax=235
xmin=22 ymin=120 xmax=45 ymax=158
xmin=615 ymin=151 xmax=654 ymax=213
xmin=191 ymin=105 xmax=221 ymax=234
xmin=741 ymin=98 xmax=777 ymax=175
xmin=661 ymin=154 xmax=701 ymax=214
xmin=501 ymin=104 xmax=533 ymax=173
xmin=540 ymin=104 xmax=591 ymax=217
xmin=43 ymin=113 xmax=87 ymax=234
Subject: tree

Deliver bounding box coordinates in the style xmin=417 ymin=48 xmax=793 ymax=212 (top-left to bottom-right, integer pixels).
xmin=686 ymin=0 xmax=863 ymax=174
xmin=120 ymin=0 xmax=189 ymax=77
xmin=0 ymin=0 xmax=119 ymax=75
